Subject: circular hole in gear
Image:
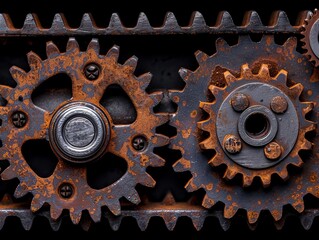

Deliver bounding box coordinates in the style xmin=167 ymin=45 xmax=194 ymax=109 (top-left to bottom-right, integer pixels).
xmin=87 ymin=152 xmax=128 ymax=190
xmin=244 ymin=113 xmax=270 ymax=138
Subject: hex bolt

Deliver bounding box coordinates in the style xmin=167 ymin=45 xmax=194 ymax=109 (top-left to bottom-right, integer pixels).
xmin=132 ymin=136 xmax=147 ymax=151
xmin=264 ymin=142 xmax=282 ymax=160
xmin=230 ymin=93 xmax=250 ymax=112
xmin=59 ymin=183 xmax=74 ymax=199
xmin=223 ymin=134 xmax=242 ymax=154
xmin=270 ymin=96 xmax=288 ymax=114
xmin=84 ymin=63 xmax=100 ymax=80
xmin=11 ymin=111 xmax=27 ymax=128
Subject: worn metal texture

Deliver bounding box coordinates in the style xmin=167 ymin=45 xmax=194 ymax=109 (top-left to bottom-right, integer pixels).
xmin=0 ymin=38 xmax=169 ymax=224
xmin=0 ymin=11 xmax=312 ymax=37
xmin=170 ymin=35 xmax=319 ymax=224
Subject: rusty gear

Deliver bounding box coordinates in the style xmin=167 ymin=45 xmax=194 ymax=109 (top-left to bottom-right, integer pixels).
xmin=171 ymin=35 xmax=318 ymax=224
xmin=199 ymin=63 xmax=314 ymax=187
xmin=0 ymin=38 xmax=168 ymax=224
xmin=301 ymin=8 xmax=319 ymax=67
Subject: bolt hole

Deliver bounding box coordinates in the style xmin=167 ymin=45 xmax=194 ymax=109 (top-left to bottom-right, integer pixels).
xmin=18 ymin=96 xmax=23 ymax=102
xmin=245 ymin=113 xmax=270 ymax=138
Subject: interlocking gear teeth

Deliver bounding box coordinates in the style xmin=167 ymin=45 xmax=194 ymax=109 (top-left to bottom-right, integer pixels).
xmin=170 ymin=34 xmax=319 ymax=224
xmin=301 ymin=8 xmax=319 ymax=67
xmin=0 ymin=38 xmax=169 ymax=224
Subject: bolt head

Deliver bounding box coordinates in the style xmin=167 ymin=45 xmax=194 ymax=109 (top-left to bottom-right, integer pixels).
xmin=264 ymin=142 xmax=282 ymax=160
xmin=132 ymin=136 xmax=147 ymax=151
xmin=270 ymin=96 xmax=288 ymax=114
xmin=223 ymin=134 xmax=242 ymax=154
xmin=84 ymin=63 xmax=100 ymax=80
xmin=230 ymin=93 xmax=250 ymax=112
xmin=11 ymin=111 xmax=27 ymax=128
xmin=59 ymin=183 xmax=74 ymax=199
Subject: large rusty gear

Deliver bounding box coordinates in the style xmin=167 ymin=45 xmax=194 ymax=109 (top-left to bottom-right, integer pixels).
xmin=199 ymin=63 xmax=314 ymax=187
xmin=170 ymin=35 xmax=319 ymax=224
xmin=301 ymin=8 xmax=319 ymax=67
xmin=0 ymin=38 xmax=168 ymax=224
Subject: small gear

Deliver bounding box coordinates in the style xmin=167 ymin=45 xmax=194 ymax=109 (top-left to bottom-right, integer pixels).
xmin=0 ymin=38 xmax=169 ymax=224
xmin=301 ymin=8 xmax=319 ymax=67
xmin=199 ymin=63 xmax=314 ymax=187
xmin=171 ymin=35 xmax=318 ymax=224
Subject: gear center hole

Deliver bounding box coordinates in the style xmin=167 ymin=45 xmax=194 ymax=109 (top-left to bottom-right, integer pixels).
xmin=244 ymin=113 xmax=270 ymax=139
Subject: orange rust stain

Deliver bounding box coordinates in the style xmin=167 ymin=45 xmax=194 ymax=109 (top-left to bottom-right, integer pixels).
xmin=181 ymin=129 xmax=191 ymax=139
xmin=226 ymin=195 xmax=232 ymax=201
xmin=206 ymin=183 xmax=213 ymax=191
xmin=276 ymin=48 xmax=283 ymax=54
xmin=140 ymin=156 xmax=149 ymax=167
xmin=190 ymin=110 xmax=197 ymax=118
xmin=182 ymin=101 xmax=187 ymax=107
xmin=310 ymin=172 xmax=318 ymax=183
xmin=173 ymin=96 xmax=180 ymax=103
xmin=308 ymin=90 xmax=313 ymax=96
xmin=178 ymin=158 xmax=191 ymax=169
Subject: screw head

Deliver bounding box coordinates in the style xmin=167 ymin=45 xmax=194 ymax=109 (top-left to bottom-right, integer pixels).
xmin=223 ymin=134 xmax=242 ymax=154
xmin=230 ymin=93 xmax=250 ymax=112
xmin=84 ymin=63 xmax=100 ymax=80
xmin=270 ymin=96 xmax=288 ymax=114
xmin=132 ymin=136 xmax=147 ymax=151
xmin=59 ymin=183 xmax=74 ymax=199
xmin=264 ymin=142 xmax=282 ymax=160
xmin=11 ymin=111 xmax=27 ymax=128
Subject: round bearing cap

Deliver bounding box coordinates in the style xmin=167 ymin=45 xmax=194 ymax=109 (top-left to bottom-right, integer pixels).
xmin=49 ymin=102 xmax=110 ymax=163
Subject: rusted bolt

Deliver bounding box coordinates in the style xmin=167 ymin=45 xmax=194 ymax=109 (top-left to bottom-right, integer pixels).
xmin=11 ymin=111 xmax=27 ymax=128
xmin=264 ymin=142 xmax=282 ymax=160
xmin=270 ymin=96 xmax=288 ymax=114
xmin=59 ymin=183 xmax=74 ymax=199
xmin=84 ymin=63 xmax=100 ymax=80
xmin=223 ymin=134 xmax=242 ymax=154
xmin=230 ymin=93 xmax=250 ymax=112
xmin=132 ymin=136 xmax=147 ymax=151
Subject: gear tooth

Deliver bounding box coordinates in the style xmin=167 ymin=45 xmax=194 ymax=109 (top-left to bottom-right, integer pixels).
xmin=22 ymin=13 xmax=41 ymax=33
xmin=278 ymin=168 xmax=289 ymax=181
xmin=108 ymin=13 xmax=124 ymax=30
xmin=191 ymin=217 xmax=205 ymax=231
xmin=50 ymin=13 xmax=69 ymax=30
xmin=238 ymin=35 xmax=253 ymax=45
xmin=290 ymin=155 xmax=304 ymax=168
xmin=224 ymin=204 xmax=238 ymax=219
xmin=20 ymin=217 xmax=34 ymax=231
xmin=202 ymin=194 xmax=215 ymax=208
xmin=0 ymin=13 xmax=14 ymax=31
xmin=108 ymin=216 xmax=122 ymax=231
xmin=215 ymin=37 xmax=229 ymax=52
xmin=269 ymin=11 xmax=291 ymax=28
xmin=275 ymin=70 xmax=288 ymax=85
xmin=0 ymin=85 xmax=12 ymax=100
xmin=284 ymin=37 xmax=298 ymax=50
xmin=1 ymin=166 xmax=16 ymax=180
xmin=164 ymin=216 xmax=178 ymax=231
xmin=185 ymin=178 xmax=200 ymax=192
xmin=87 ymin=38 xmax=100 ymax=54
xmin=195 ymin=50 xmax=209 ymax=64
xmin=79 ymin=13 xmax=96 ymax=31
xmin=289 ymin=83 xmax=304 ymax=99
xmin=223 ymin=70 xmax=236 ymax=85
xmin=50 ymin=205 xmax=64 ymax=220
xmin=66 ymin=38 xmax=80 ymax=52
xmin=198 ymin=119 xmax=212 ymax=133
xmin=223 ymin=168 xmax=237 ymax=180
xmin=173 ymin=158 xmax=191 ymax=172
xmin=242 ymin=11 xmax=263 ymax=27
xmin=216 ymin=11 xmax=235 ymax=28
xmin=141 ymin=172 xmax=156 ymax=187
xmin=108 ymin=199 xmax=121 ymax=216
xmin=260 ymin=175 xmax=271 ymax=188
xmin=302 ymin=102 xmax=314 ymax=116
xmin=258 ymin=64 xmax=271 ymax=79
xmin=242 ymin=175 xmax=254 ymax=188
xmin=247 ymin=211 xmax=260 ymax=224
xmin=240 ymin=63 xmax=253 ymax=78
xmin=271 ymin=209 xmax=283 ymax=221
xmin=149 ymin=91 xmax=163 ymax=105
xmin=70 ymin=210 xmax=82 ymax=224
xmin=178 ymin=67 xmax=192 ymax=80
xmin=152 ymin=134 xmax=170 ymax=147
xmin=88 ymin=207 xmax=101 ymax=222
xmin=135 ymin=216 xmax=150 ymax=231
xmin=9 ymin=66 xmax=27 ymax=85
xmin=137 ymin=72 xmax=152 ymax=90
xmin=208 ymin=153 xmax=224 ymax=166
xmin=149 ymin=154 xmax=165 ymax=167
xmin=208 ymin=84 xmax=224 ymax=96
xmin=136 ymin=12 xmax=152 ymax=30
xmin=27 ymin=51 xmax=42 ymax=70
xmin=199 ymin=101 xmax=213 ymax=113
xmin=30 ymin=195 xmax=44 ymax=211
xmin=292 ymin=200 xmax=305 ymax=213
xmin=189 ymin=11 xmax=207 ymax=30
xmin=125 ymin=188 xmax=141 ymax=205
xmin=46 ymin=41 xmax=60 ymax=58
xmin=123 ymin=56 xmax=138 ymax=72
xmin=163 ymin=12 xmax=180 ymax=30
xmin=106 ymin=45 xmax=120 ymax=61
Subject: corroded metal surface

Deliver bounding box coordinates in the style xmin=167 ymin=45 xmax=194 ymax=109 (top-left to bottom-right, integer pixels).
xmin=170 ymin=35 xmax=319 ymax=224
xmin=0 ymin=38 xmax=169 ymax=224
